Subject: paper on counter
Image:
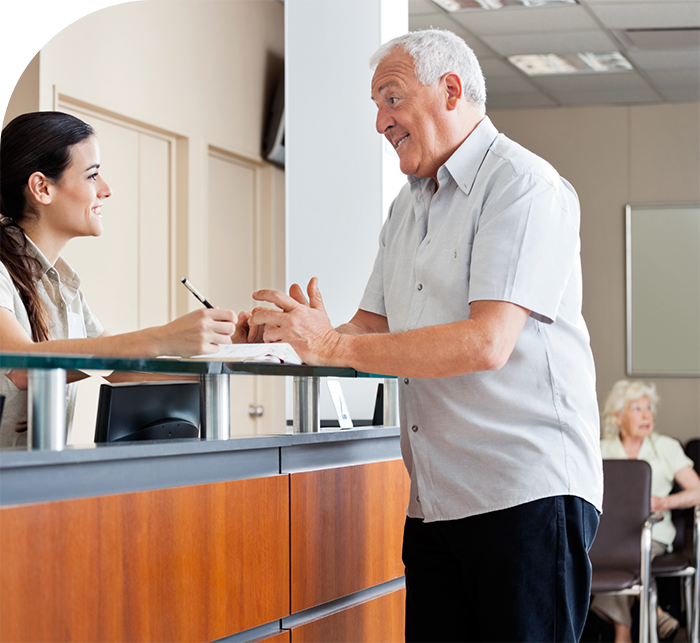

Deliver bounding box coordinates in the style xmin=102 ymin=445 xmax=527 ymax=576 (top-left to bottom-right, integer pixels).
xmin=187 ymin=342 xmax=303 ymax=365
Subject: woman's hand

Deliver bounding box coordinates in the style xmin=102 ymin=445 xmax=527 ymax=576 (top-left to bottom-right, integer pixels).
xmin=156 ymin=308 xmax=237 ymax=356
xmin=652 ymin=466 xmax=700 ymax=512
xmin=650 ymin=495 xmax=669 ymax=512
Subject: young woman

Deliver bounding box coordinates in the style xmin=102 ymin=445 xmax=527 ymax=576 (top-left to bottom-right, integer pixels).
xmin=0 ymin=111 xmax=238 ymax=448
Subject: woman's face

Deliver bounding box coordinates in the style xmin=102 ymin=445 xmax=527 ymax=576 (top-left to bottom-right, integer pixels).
xmin=617 ymin=395 xmax=654 ymax=442
xmin=43 ymin=136 xmax=112 ymax=242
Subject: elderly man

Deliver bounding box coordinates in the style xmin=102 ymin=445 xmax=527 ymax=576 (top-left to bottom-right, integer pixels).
xmin=251 ymin=29 xmax=603 ymax=642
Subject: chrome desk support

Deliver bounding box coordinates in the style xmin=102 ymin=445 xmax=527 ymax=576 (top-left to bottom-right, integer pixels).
xmin=28 ymin=368 xmax=67 ymax=451
xmin=293 ymin=376 xmax=319 ymax=433
xmin=200 ymin=373 xmax=231 ymax=440
xmin=383 ymin=378 xmax=399 ymax=427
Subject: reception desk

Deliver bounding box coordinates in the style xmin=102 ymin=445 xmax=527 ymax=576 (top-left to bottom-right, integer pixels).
xmin=0 ymin=354 xmax=409 ymax=643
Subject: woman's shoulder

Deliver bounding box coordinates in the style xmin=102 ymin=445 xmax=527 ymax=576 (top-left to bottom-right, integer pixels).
xmin=650 ymin=433 xmax=682 ymax=446
xmin=600 ymin=436 xmax=625 ymax=458
xmin=648 ymin=432 xmax=686 ymax=455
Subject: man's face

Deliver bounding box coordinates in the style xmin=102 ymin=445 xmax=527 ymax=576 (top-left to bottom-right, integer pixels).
xmin=371 ymin=48 xmax=451 ymax=180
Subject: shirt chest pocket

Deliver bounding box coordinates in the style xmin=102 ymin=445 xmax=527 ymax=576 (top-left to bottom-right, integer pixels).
xmin=423 ymin=241 xmax=473 ymax=321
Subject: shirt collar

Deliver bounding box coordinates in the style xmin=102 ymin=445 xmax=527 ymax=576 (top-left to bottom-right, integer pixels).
xmin=8 ymin=225 xmax=82 ymax=290
xmin=406 ymin=116 xmax=500 ymax=196
xmin=443 ymin=116 xmax=500 ymax=196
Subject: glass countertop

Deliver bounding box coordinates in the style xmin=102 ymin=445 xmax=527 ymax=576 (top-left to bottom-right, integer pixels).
xmin=0 ymin=351 xmax=389 ymax=379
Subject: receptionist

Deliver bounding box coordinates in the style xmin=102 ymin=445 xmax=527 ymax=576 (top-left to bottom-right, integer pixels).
xmin=0 ymin=111 xmax=237 ymax=448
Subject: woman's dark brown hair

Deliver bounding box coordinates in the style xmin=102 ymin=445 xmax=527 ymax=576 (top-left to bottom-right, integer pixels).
xmin=0 ymin=111 xmax=94 ymax=341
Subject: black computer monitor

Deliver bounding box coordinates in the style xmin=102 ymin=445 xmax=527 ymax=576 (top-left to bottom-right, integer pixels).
xmin=94 ymin=381 xmax=200 ymax=442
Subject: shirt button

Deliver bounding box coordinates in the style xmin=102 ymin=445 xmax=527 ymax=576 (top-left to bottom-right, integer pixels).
xmin=416 ymin=496 xmax=420 ymax=503
xmin=411 ymin=425 xmax=418 ymax=432
xmin=404 ymin=378 xmax=409 ymax=385
xmin=417 ymin=284 xmax=423 ymax=291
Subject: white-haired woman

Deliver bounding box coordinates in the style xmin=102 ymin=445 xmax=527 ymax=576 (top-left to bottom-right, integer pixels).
xmin=591 ymin=379 xmax=700 ymax=642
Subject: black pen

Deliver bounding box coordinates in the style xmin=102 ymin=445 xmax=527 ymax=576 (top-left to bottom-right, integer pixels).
xmin=181 ymin=277 xmax=214 ymax=309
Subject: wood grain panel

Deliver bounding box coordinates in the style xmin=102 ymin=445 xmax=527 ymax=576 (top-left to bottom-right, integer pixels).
xmin=0 ymin=476 xmax=289 ymax=643
xmin=290 ymin=588 xmax=405 ymax=643
xmin=256 ymin=632 xmax=291 ymax=643
xmin=290 ymin=460 xmax=409 ymax=612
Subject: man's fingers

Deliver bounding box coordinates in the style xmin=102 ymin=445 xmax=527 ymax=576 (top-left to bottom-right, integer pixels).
xmin=307 ymin=277 xmax=326 ymax=312
xmin=251 ymin=307 xmax=286 ymax=327
xmin=289 ymin=283 xmax=309 ymax=306
xmin=253 ymin=289 xmax=298 ymax=312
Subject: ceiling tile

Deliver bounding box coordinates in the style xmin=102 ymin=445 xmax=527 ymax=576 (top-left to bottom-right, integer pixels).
xmin=548 ymin=86 xmax=662 ymax=104
xmin=408 ymin=13 xmax=496 ymax=57
xmin=486 ymin=92 xmax=557 ymax=108
xmin=655 ymin=85 xmax=700 ymax=101
xmin=480 ymin=57 xmax=524 ymax=77
xmin=481 ymin=30 xmax=617 ymax=55
xmin=409 ymin=0 xmax=441 ymax=15
xmin=449 ymin=5 xmax=598 ymax=35
xmin=486 ymin=76 xmax=542 ymax=93
xmin=588 ymin=2 xmax=700 ymax=29
xmin=585 ymin=0 xmax=697 ymax=3
xmin=646 ymin=68 xmax=700 ymax=89
xmin=627 ymin=48 xmax=700 ymax=70
xmin=530 ymin=70 xmax=651 ymax=91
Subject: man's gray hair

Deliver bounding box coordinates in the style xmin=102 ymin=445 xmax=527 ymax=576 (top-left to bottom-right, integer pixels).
xmin=370 ymin=29 xmax=486 ymax=109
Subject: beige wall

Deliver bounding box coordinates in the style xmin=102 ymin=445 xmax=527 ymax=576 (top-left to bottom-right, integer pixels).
xmin=490 ymin=103 xmax=700 ymax=444
xmin=5 ymin=0 xmax=287 ymax=439
xmin=6 ymin=0 xmax=286 ymax=301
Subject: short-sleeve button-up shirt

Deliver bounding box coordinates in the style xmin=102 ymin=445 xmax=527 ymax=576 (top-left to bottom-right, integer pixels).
xmin=360 ymin=116 xmax=603 ymax=521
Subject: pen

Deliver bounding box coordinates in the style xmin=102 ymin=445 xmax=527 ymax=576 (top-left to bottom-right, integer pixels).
xmin=181 ymin=277 xmax=214 ymax=309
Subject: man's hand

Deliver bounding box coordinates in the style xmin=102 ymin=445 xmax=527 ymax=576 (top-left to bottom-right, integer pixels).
xmin=231 ymin=310 xmax=266 ymax=344
xmin=251 ymin=278 xmax=340 ymax=365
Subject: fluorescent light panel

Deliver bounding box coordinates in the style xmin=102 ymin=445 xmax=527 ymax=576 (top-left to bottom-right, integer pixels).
xmin=432 ymin=0 xmax=576 ymax=11
xmin=509 ymin=52 xmax=633 ymax=75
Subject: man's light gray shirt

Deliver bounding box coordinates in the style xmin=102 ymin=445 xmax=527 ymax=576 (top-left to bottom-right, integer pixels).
xmin=359 ymin=116 xmax=603 ymax=521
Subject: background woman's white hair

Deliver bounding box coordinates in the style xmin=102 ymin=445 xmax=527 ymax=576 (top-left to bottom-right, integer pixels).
xmin=601 ymin=379 xmax=660 ymax=439
xmin=370 ymin=29 xmax=487 ymax=110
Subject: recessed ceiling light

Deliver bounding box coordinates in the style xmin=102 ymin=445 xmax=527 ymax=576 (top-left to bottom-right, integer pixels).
xmin=508 ymin=52 xmax=633 ymax=76
xmin=431 ymin=0 xmax=577 ymax=11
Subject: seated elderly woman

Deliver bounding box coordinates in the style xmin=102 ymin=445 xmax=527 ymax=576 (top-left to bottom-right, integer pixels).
xmin=591 ymin=379 xmax=700 ymax=642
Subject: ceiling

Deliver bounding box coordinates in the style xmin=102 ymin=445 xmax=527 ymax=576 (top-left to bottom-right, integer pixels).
xmin=408 ymin=0 xmax=700 ymax=108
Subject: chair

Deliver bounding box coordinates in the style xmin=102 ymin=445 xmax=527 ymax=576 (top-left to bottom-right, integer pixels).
xmin=589 ymin=459 xmax=661 ymax=643
xmin=681 ymin=438 xmax=700 ymax=643
xmin=649 ymin=438 xmax=700 ymax=643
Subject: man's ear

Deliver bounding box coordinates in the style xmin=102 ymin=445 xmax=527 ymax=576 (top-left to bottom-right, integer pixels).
xmin=443 ymin=72 xmax=463 ymax=111
xmin=26 ymin=172 xmax=53 ymax=205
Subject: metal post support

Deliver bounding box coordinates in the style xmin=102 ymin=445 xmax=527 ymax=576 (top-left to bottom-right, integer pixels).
xmin=200 ymin=373 xmax=231 ymax=440
xmin=28 ymin=369 xmax=67 ymax=451
xmin=383 ymin=377 xmax=399 ymax=427
xmin=293 ymin=376 xmax=319 ymax=433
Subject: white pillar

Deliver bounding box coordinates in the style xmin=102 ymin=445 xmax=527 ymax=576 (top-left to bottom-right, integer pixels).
xmin=285 ymin=0 xmax=408 ymax=420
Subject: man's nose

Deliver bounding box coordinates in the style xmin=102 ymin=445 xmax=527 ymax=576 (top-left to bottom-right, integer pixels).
xmin=375 ymin=106 xmax=395 ymax=135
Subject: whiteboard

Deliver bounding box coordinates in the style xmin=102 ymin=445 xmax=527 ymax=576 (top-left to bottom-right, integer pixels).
xmin=626 ymin=204 xmax=700 ymax=377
